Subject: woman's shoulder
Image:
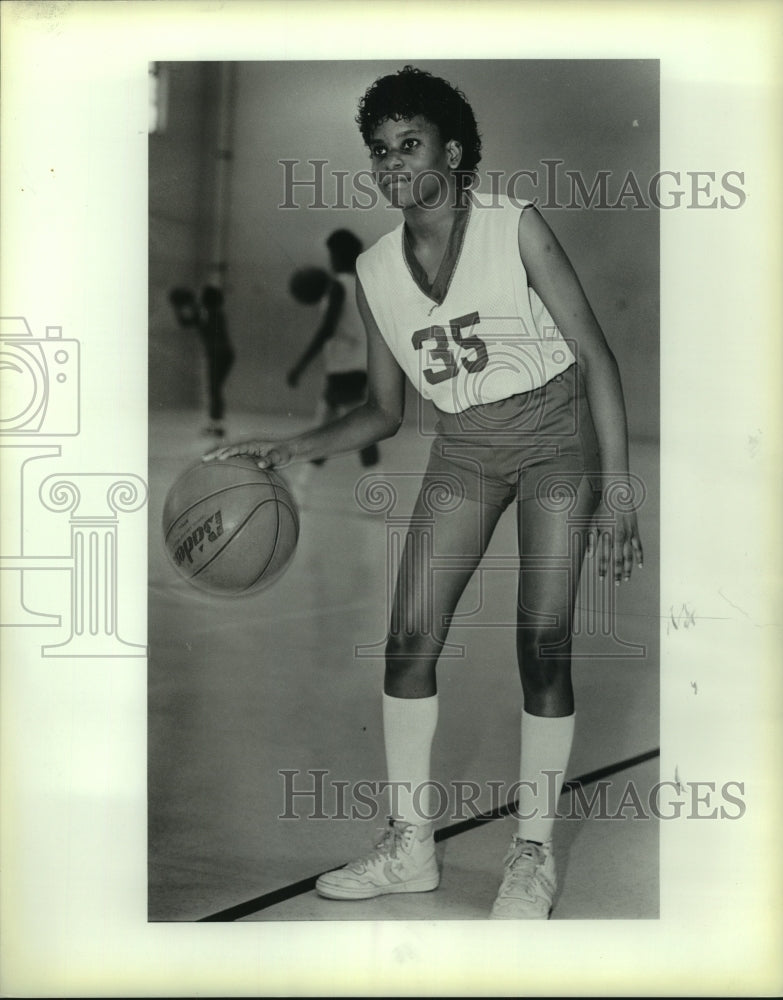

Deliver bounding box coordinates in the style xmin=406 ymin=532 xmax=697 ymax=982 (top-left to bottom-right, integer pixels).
xmin=464 ymin=192 xmax=534 ymax=251
xmin=468 ymin=191 xmax=535 ymax=218
xmin=356 ymin=224 xmax=404 ymax=276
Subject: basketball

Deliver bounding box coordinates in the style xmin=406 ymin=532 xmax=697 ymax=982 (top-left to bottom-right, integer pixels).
xmin=289 ymin=266 xmax=330 ymax=305
xmin=162 ymin=456 xmax=299 ymax=596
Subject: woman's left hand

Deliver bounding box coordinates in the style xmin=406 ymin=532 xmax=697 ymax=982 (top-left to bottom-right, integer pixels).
xmin=587 ymin=501 xmax=643 ymax=585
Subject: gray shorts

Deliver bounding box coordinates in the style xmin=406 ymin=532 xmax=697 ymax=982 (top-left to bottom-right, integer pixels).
xmin=423 ymin=364 xmax=602 ymax=511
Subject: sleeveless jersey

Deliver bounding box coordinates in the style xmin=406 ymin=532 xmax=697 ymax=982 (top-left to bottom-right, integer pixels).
xmin=322 ymin=272 xmax=367 ymax=374
xmin=355 ymin=194 xmax=575 ymax=413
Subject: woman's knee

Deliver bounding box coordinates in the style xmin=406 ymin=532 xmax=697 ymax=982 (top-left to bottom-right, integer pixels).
xmin=517 ymin=618 xmax=571 ymax=656
xmin=385 ymin=629 xmax=440 ymax=665
xmin=517 ymin=623 xmax=571 ymax=680
xmin=384 ymin=632 xmax=439 ymax=696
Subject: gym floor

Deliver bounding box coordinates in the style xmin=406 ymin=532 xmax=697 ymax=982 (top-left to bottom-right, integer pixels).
xmin=148 ymin=405 xmax=660 ymax=923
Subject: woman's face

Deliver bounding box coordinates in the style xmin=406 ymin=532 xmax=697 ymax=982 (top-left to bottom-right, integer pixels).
xmin=368 ymin=115 xmax=462 ymax=210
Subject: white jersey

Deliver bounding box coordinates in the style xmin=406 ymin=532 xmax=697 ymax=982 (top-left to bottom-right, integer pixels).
xmin=322 ymin=272 xmax=367 ymax=374
xmin=356 ymin=194 xmax=575 ymax=413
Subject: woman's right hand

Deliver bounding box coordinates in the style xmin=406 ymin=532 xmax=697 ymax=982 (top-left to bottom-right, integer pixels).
xmin=202 ymin=439 xmax=294 ymax=470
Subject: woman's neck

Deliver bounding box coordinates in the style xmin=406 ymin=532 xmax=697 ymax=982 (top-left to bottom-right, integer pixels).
xmin=403 ymin=185 xmax=466 ymax=247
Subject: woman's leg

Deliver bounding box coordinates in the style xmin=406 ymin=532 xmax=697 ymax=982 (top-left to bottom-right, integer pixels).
xmin=316 ymin=485 xmax=504 ymax=900
xmin=383 ymin=487 xmax=503 ymax=823
xmin=516 ymin=474 xmax=599 ymax=717
xmin=516 ymin=474 xmax=600 ymax=836
xmin=385 ymin=487 xmax=504 ymax=698
xmin=492 ymin=475 xmax=599 ymax=919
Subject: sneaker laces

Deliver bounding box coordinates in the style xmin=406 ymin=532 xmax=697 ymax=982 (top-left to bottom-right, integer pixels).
xmin=499 ymin=840 xmax=551 ymax=901
xmin=351 ymin=818 xmax=411 ymax=871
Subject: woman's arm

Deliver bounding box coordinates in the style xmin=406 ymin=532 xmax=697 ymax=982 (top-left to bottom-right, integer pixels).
xmin=287 ymin=279 xmax=345 ymax=387
xmin=205 ymin=277 xmax=405 ymax=468
xmin=517 ymin=207 xmax=643 ymax=582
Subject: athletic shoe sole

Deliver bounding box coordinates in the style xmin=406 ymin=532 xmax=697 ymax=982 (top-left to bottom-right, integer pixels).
xmin=315 ymin=873 xmax=440 ymax=900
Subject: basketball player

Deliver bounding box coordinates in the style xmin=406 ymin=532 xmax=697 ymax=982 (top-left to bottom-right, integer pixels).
xmin=287 ymin=230 xmax=379 ymax=467
xmin=169 ymin=284 xmax=235 ymax=437
xmin=206 ymin=66 xmax=643 ymax=919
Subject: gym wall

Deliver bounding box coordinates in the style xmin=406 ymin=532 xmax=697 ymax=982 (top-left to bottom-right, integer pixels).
xmin=149 ymin=60 xmax=659 ymax=442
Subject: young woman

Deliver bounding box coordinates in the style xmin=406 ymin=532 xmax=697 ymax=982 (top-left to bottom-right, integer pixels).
xmin=206 ymin=66 xmax=643 ymax=919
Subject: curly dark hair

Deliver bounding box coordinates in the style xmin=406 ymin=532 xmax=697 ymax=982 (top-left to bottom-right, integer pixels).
xmin=356 ymin=66 xmax=482 ymax=189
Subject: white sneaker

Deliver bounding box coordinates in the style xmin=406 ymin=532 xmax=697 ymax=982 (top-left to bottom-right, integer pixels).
xmin=490 ymin=837 xmax=557 ymax=919
xmin=315 ymin=818 xmax=439 ymax=900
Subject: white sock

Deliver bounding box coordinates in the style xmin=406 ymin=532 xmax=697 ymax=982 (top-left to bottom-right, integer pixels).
xmin=382 ymin=692 xmax=439 ymax=826
xmin=516 ymin=710 xmax=575 ymax=844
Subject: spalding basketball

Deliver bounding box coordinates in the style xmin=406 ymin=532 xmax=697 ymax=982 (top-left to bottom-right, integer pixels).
xmin=162 ymin=456 xmax=299 ymax=596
